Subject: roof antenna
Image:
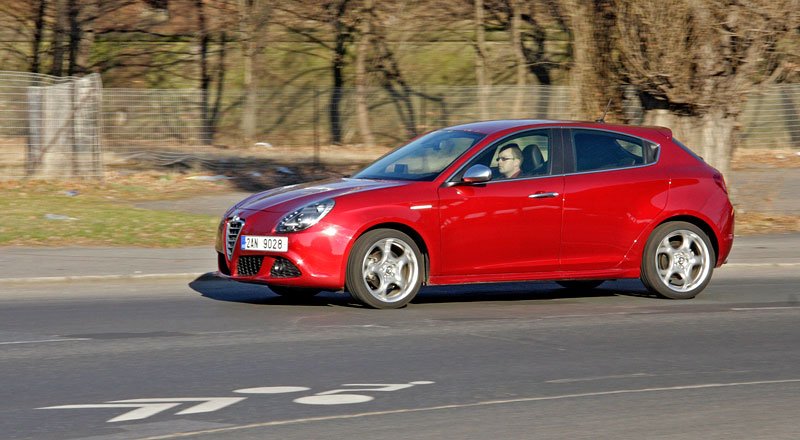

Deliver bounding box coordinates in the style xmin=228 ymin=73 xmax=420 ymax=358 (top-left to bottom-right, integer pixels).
xmin=595 ymin=98 xmax=612 ymax=123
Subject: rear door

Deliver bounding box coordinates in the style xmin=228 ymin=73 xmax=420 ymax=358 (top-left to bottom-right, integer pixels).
xmin=560 ymin=128 xmax=668 ymax=271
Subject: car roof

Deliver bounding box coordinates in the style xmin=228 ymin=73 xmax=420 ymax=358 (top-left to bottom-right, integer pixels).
xmin=446 ymin=119 xmax=673 ymax=141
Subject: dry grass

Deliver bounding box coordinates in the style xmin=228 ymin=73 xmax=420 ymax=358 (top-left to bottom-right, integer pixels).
xmin=731 ymin=148 xmax=800 ymax=169
xmin=734 ymin=211 xmax=800 ymax=235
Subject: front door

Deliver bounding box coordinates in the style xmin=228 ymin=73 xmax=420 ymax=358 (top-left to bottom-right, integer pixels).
xmin=436 ymin=129 xmax=564 ymax=279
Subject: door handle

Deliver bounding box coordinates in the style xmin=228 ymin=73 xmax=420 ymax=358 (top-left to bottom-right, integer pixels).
xmin=528 ymin=192 xmax=559 ymax=199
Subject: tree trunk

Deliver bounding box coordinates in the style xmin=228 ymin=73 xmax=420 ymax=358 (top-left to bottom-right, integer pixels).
xmin=239 ymin=0 xmax=269 ymax=144
xmin=354 ymin=27 xmax=375 ymax=146
xmin=50 ymin=0 xmax=67 ymax=76
xmin=644 ymin=109 xmax=735 ymax=179
xmin=66 ymin=0 xmax=81 ymax=75
xmin=196 ymin=0 xmax=213 ymax=145
xmin=326 ymin=0 xmax=351 ymax=146
xmin=474 ymin=0 xmax=490 ymax=120
xmin=31 ymin=0 xmax=47 ymax=74
xmin=510 ymin=0 xmax=526 ymax=118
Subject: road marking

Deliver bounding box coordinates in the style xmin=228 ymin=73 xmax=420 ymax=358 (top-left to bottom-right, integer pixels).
xmin=136 ymin=378 xmax=800 ymax=439
xmin=235 ymin=386 xmax=311 ymax=394
xmin=40 ymin=403 xmax=183 ymax=423
xmin=40 ymin=397 xmax=246 ymax=423
xmin=546 ymin=373 xmax=654 ymax=383
xmin=295 ymin=394 xmax=374 ymax=405
xmin=724 ymin=263 xmax=800 ymax=268
xmin=112 ymin=398 xmax=246 ymax=415
xmin=0 ymin=338 xmax=91 ymax=345
xmin=731 ymin=306 xmax=800 ymax=311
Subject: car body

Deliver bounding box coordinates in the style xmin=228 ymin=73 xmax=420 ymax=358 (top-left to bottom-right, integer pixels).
xmin=216 ymin=120 xmax=734 ymax=308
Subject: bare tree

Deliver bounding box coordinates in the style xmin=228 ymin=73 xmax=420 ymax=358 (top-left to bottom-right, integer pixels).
xmin=572 ymin=0 xmax=800 ymax=178
xmin=238 ymin=0 xmax=272 ymax=143
xmin=354 ymin=0 xmax=376 ymax=146
xmin=474 ymin=0 xmax=490 ymax=119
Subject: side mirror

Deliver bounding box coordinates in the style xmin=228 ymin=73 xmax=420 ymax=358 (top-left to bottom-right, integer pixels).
xmin=461 ymin=164 xmax=492 ymax=184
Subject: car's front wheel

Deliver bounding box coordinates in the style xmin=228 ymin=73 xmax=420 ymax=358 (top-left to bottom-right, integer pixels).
xmin=641 ymin=221 xmax=716 ymax=299
xmin=346 ymin=229 xmax=423 ymax=309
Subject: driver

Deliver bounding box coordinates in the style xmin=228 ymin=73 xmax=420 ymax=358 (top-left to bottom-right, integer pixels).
xmin=496 ymin=143 xmax=523 ymax=179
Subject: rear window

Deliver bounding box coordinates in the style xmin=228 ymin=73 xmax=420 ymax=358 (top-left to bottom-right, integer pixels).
xmin=572 ymin=130 xmax=652 ymax=172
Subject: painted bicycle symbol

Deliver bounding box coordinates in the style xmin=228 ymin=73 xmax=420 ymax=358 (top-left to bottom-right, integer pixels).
xmin=235 ymin=381 xmax=435 ymax=405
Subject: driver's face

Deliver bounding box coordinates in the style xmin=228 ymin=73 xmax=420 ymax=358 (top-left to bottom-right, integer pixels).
xmin=497 ymin=152 xmax=520 ymax=177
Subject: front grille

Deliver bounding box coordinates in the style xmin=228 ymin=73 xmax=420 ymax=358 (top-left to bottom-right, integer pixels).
xmin=225 ymin=216 xmax=244 ymax=259
xmin=237 ymin=256 xmax=263 ymax=276
xmin=270 ymin=257 xmax=301 ymax=278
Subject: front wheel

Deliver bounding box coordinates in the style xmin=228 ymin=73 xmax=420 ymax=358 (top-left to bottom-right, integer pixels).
xmin=641 ymin=221 xmax=716 ymax=299
xmin=346 ymin=229 xmax=423 ymax=309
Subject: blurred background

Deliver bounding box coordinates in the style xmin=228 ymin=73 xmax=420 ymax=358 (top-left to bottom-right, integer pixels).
xmin=0 ymin=0 xmax=797 ymax=242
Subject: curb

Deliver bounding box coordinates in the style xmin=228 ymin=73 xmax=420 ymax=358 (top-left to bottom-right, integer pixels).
xmin=0 ymin=272 xmax=209 ymax=284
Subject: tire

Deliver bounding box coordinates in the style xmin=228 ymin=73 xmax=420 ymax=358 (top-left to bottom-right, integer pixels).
xmin=556 ymin=280 xmax=605 ymax=290
xmin=346 ymin=229 xmax=423 ymax=309
xmin=641 ymin=221 xmax=716 ymax=299
xmin=269 ymin=286 xmax=321 ymax=298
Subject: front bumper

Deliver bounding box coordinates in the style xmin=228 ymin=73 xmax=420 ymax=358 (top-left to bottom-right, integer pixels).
xmin=215 ymin=210 xmax=354 ymax=290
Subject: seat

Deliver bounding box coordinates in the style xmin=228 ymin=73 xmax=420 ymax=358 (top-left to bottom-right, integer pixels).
xmin=521 ymin=144 xmax=546 ymax=175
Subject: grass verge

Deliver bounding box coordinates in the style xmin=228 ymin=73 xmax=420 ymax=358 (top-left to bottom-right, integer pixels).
xmin=0 ymin=173 xmax=232 ymax=247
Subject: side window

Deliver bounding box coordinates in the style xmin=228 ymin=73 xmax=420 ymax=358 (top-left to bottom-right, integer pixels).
xmin=572 ymin=130 xmax=649 ymax=172
xmin=466 ymin=130 xmax=552 ymax=181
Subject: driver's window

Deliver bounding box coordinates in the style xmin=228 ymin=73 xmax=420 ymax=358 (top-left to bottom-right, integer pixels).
xmin=467 ymin=130 xmax=552 ymax=181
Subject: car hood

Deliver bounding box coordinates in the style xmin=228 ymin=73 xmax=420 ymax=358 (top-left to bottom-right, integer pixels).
xmin=231 ymin=178 xmax=407 ymax=213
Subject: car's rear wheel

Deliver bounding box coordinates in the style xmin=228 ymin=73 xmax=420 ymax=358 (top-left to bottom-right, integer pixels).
xmin=346 ymin=229 xmax=423 ymax=309
xmin=641 ymin=221 xmax=715 ymax=299
xmin=556 ymin=280 xmax=605 ymax=290
xmin=269 ymin=286 xmax=321 ymax=298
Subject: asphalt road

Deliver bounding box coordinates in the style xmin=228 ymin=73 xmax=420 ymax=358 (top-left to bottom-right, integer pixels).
xmin=1 ymin=263 xmax=799 ymax=440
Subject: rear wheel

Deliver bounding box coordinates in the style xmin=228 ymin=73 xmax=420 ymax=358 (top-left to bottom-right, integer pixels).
xmin=641 ymin=221 xmax=715 ymax=299
xmin=556 ymin=280 xmax=604 ymax=290
xmin=346 ymin=229 xmax=423 ymax=309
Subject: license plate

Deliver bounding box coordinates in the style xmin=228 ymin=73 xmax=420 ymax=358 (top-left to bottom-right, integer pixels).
xmin=241 ymin=235 xmax=288 ymax=252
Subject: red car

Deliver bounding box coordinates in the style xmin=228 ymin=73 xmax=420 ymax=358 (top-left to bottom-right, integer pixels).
xmin=216 ymin=120 xmax=734 ymax=309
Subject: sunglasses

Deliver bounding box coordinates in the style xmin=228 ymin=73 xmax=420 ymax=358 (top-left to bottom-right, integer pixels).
xmin=497 ymin=156 xmax=516 ymax=162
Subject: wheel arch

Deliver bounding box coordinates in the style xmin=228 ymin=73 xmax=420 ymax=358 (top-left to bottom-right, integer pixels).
xmin=357 ymin=222 xmax=431 ymax=284
xmin=654 ymin=215 xmax=720 ymax=264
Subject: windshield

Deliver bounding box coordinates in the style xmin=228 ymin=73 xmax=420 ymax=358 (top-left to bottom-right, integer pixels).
xmin=353 ymin=130 xmax=485 ymax=181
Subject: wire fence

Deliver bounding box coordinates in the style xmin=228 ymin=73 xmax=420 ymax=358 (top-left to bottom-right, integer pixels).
xmin=0 ymin=70 xmax=799 ymax=179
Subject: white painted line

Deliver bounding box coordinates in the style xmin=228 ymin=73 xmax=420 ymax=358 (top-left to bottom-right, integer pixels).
xmin=0 ymin=338 xmax=91 ymax=345
xmin=235 ymin=387 xmax=311 ymax=394
xmin=546 ymin=373 xmax=654 ymax=384
xmin=731 ymin=306 xmax=800 ymax=311
xmin=137 ymin=378 xmax=800 ymax=440
xmin=40 ymin=403 xmax=182 ymax=423
xmin=294 ymin=394 xmax=374 ymax=405
xmin=724 ymin=263 xmax=800 ymax=268
xmin=111 ymin=398 xmax=246 ymax=416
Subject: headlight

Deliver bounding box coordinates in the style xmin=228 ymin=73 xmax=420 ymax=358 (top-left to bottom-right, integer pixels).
xmin=276 ymin=199 xmax=335 ymax=233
